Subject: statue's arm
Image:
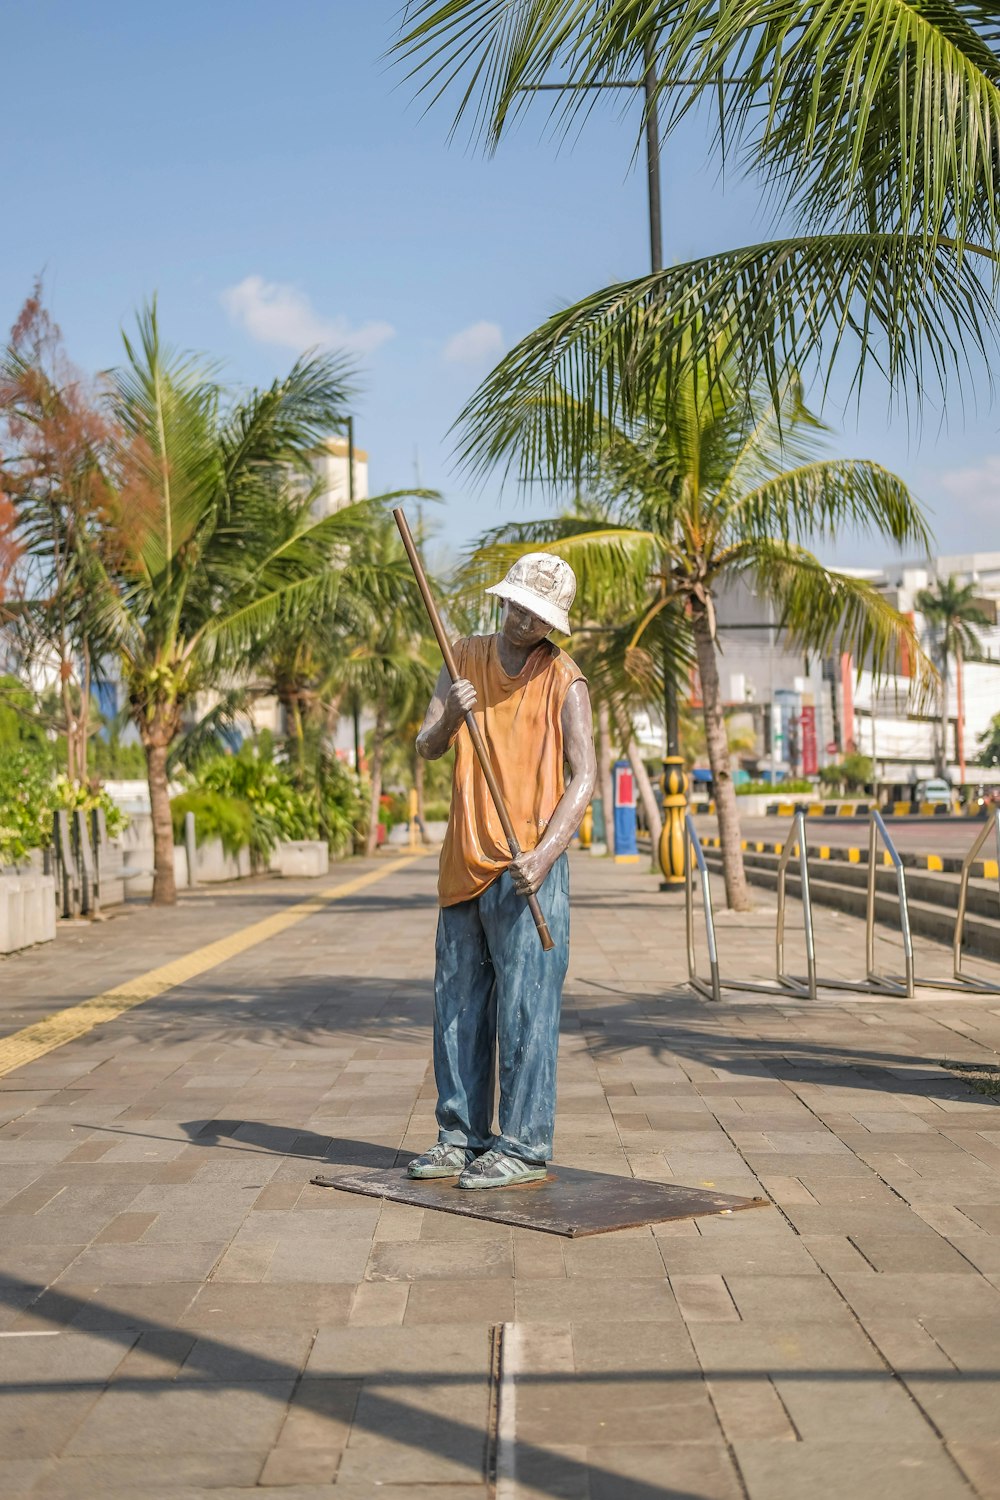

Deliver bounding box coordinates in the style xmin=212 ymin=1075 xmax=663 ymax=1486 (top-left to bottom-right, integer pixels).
xmin=416 ymin=663 xmax=477 ymax=762
xmin=509 ymin=678 xmax=597 ymax=897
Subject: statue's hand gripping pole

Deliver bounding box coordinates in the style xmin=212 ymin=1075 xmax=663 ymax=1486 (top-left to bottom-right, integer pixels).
xmin=393 ymin=506 xmax=555 ymax=953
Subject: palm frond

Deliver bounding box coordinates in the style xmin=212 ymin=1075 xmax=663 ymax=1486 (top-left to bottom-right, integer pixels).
xmin=455 ymin=235 xmax=997 ymax=489
xmin=219 ymin=351 xmax=357 ymax=491
xmin=115 ymin=303 xmax=222 ymax=586
xmin=396 ymin=1 xmax=1000 ymax=260
xmin=461 ymin=524 xmax=661 ymax=625
xmin=729 ymin=458 xmax=932 ymax=551
xmin=739 ymin=540 xmax=938 ymax=705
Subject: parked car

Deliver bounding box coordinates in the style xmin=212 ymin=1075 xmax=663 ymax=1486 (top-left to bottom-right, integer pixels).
xmin=913 ymin=778 xmax=952 ymax=805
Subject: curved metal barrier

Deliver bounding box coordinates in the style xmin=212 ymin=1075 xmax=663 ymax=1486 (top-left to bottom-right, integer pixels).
xmin=685 ymin=809 xmax=817 ymax=1002
xmin=917 ymin=805 xmax=1000 ymax=995
xmin=684 ymin=814 xmax=721 ymax=1002
xmin=683 ymin=805 xmax=1000 ymax=1002
xmin=952 ymin=807 xmax=1000 ymax=992
xmin=865 ymin=809 xmax=915 ymax=997
xmin=776 ymin=809 xmax=818 ymax=1001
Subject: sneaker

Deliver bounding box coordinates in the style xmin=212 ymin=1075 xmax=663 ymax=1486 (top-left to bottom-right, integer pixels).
xmin=406 ymin=1143 xmax=478 ymax=1179
xmin=458 ymin=1147 xmax=547 ymax=1190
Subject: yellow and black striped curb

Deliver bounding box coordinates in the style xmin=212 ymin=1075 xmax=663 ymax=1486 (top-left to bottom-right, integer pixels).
xmin=699 ymin=835 xmax=998 ymax=882
xmin=691 ymin=800 xmax=967 ymax=818
xmin=0 ymin=853 xmax=425 ymax=1080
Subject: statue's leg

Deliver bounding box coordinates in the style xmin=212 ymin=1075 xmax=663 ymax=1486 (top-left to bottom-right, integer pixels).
xmin=482 ymin=854 xmax=570 ymax=1163
xmin=432 ymin=896 xmax=497 ymax=1153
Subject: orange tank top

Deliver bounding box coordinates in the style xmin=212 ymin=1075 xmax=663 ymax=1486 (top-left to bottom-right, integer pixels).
xmin=437 ymin=634 xmax=585 ymax=907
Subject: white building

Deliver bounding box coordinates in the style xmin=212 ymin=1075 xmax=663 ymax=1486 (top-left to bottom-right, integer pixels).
xmin=681 ymin=552 xmax=1000 ymax=788
xmin=309 ymin=435 xmax=368 ymax=516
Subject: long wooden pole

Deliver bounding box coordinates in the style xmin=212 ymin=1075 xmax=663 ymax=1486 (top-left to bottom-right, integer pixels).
xmin=393 ymin=506 xmax=554 ymax=952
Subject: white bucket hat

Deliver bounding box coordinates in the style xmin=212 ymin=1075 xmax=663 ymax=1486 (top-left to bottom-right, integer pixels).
xmin=485 ymin=552 xmax=577 ymax=636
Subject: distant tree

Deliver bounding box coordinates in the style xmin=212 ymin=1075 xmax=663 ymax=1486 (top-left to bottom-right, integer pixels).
xmin=976 ymin=714 xmax=1000 ymax=771
xmin=915 ymin=576 xmax=990 ymax=780
xmin=461 ymin=358 xmax=933 ymax=910
xmin=95 ymin=306 xmax=360 ymax=904
xmin=0 ymin=283 xmax=121 ymax=782
xmin=0 ymin=675 xmax=50 ymax=755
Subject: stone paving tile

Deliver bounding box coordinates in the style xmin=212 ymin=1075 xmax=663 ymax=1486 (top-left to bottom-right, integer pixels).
xmin=734 ymin=1438 xmax=973 ymax=1499
xmin=1 ymin=852 xmax=1000 ymax=1495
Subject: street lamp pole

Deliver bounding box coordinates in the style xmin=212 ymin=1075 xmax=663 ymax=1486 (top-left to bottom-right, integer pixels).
xmin=519 ymin=57 xmax=687 ymax=881
xmin=640 ymin=42 xmax=688 ymax=886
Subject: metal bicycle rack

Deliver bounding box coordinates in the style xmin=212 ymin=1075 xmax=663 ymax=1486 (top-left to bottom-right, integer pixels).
xmin=775 ymin=809 xmax=818 ymax=1001
xmin=684 ymin=809 xmax=817 ymax=1002
xmin=864 ymin=809 xmax=916 ymax=997
xmin=683 ymin=804 xmax=1000 ymax=1003
xmin=682 ymin=805 xmax=940 ymax=1002
xmin=773 ymin=809 xmax=915 ymax=998
xmin=684 ymin=814 xmax=721 ymax=1002
xmin=918 ymin=805 xmax=1000 ymax=995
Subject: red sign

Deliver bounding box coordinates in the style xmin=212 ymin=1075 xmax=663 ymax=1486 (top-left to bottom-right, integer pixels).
xmin=614 ymin=766 xmax=635 ymax=808
xmin=800 ymin=703 xmax=818 ymax=775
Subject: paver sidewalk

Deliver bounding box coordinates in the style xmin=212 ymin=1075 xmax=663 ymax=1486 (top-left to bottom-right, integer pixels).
xmin=1 ymin=851 xmax=1000 ymax=1498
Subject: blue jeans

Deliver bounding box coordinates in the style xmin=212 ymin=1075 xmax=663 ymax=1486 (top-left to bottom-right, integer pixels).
xmin=433 ymin=854 xmax=570 ymax=1163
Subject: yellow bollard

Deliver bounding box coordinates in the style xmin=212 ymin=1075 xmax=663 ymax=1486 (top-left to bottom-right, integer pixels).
xmin=408 ymin=788 xmax=420 ymax=850
xmin=659 ymin=756 xmax=689 ymax=887
xmin=579 ymin=803 xmax=593 ymax=850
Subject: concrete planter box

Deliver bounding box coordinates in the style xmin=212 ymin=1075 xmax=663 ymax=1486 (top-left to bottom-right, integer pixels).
xmin=388 ymin=820 xmax=448 ymax=846
xmin=176 ymin=838 xmax=252 ymax=887
xmin=272 ymin=840 xmax=329 ymax=878
xmin=0 ymin=873 xmax=57 ymax=954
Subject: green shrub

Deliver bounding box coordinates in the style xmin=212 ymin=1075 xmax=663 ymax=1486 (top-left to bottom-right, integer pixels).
xmin=818 ymin=754 xmax=873 ymax=796
xmin=0 ymin=751 xmax=129 ymax=866
xmin=53 ymin=777 xmax=128 ymax=839
xmin=314 ymin=755 xmax=364 ymax=855
xmin=0 ymin=749 xmax=56 ymax=866
xmin=196 ymin=749 xmax=315 ymax=859
xmin=170 ymin=791 xmax=254 ymax=857
xmin=177 ymin=745 xmax=365 ymax=861
xmin=423 ymin=801 xmax=451 ymax=822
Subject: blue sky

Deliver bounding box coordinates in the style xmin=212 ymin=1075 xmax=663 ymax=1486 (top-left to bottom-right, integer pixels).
xmin=3 ymin=1 xmax=998 ymax=566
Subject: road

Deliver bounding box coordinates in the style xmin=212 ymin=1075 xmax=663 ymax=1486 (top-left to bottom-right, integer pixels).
xmin=696 ymin=813 xmax=994 ymax=862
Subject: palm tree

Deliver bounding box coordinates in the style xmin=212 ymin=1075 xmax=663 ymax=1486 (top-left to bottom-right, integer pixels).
xmin=396 ymin=5 xmax=1000 ymax=421
xmin=93 ymin=307 xmax=366 ymax=904
xmin=251 ymin=489 xmax=438 ymax=771
xmin=915 ymin=576 xmax=990 ymax=782
xmin=0 ymin=287 xmax=121 ymax=782
xmin=463 ymin=364 xmax=932 ymax=909
xmin=337 ymin=510 xmax=439 ymax=856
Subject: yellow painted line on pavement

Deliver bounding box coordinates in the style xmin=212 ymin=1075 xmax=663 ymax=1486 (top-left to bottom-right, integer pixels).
xmin=0 ymin=854 xmax=425 ymax=1080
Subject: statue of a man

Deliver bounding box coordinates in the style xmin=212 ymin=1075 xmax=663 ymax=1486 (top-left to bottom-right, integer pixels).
xmin=408 ymin=554 xmax=596 ymax=1189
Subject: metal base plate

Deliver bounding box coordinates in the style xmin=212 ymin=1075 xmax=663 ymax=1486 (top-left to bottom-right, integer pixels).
xmin=310 ymin=1163 xmax=768 ymax=1237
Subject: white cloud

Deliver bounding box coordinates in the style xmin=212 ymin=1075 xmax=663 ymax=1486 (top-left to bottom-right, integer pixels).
xmin=938 ymin=454 xmax=1000 ymax=518
xmin=443 ymin=320 xmax=505 ymax=365
xmin=221 ymin=275 xmax=394 ymax=356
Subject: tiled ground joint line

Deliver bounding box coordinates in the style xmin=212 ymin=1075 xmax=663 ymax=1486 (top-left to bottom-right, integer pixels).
xmin=0 ymin=853 xmax=424 ymax=1079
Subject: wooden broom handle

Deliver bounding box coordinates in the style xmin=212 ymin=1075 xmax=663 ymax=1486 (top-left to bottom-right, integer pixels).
xmin=393 ymin=507 xmax=555 ymax=952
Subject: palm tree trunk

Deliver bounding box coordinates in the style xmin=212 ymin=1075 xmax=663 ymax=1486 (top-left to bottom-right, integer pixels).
xmin=692 ymin=608 xmax=752 ymax=912
xmin=365 ymin=697 xmax=388 ymax=858
xmin=597 ymin=699 xmax=614 ymax=857
xmin=79 ymin=642 xmax=92 ymax=785
xmin=60 ymin=675 xmax=77 ymax=783
xmin=956 ymin=642 xmax=966 ymax=785
xmin=145 ymin=738 xmax=176 ymax=906
xmin=939 ymin=647 xmax=950 ymax=778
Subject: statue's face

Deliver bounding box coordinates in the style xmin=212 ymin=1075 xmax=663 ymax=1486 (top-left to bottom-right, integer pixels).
xmin=500 ymin=600 xmax=551 ymax=649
